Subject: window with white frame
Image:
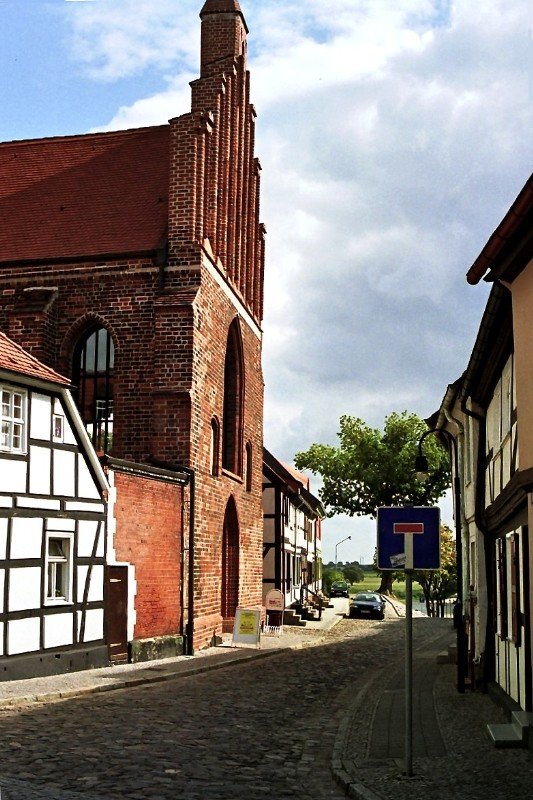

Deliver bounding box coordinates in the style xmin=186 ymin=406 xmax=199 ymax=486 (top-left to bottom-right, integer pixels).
xmin=0 ymin=386 xmax=27 ymax=453
xmin=45 ymin=534 xmax=73 ymax=603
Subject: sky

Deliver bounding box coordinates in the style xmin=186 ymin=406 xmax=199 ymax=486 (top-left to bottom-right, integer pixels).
xmin=1 ymin=0 xmax=531 ymax=564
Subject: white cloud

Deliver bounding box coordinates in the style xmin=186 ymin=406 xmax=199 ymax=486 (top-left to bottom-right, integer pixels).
xmin=66 ymin=0 xmax=199 ymax=81
xmin=90 ymin=77 xmax=194 ymax=131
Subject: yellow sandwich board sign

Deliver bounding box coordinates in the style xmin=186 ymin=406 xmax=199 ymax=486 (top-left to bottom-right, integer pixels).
xmin=232 ymin=607 xmax=261 ymax=647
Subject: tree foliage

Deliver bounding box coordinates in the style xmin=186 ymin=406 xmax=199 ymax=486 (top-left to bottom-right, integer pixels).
xmin=342 ymin=564 xmax=365 ymax=584
xmin=295 ymin=411 xmax=450 ymax=518
xmin=414 ymin=524 xmax=457 ymax=617
xmin=295 ymin=411 xmax=451 ymax=595
xmin=321 ymin=566 xmax=345 ymax=595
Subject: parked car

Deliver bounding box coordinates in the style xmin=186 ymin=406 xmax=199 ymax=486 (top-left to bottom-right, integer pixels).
xmin=349 ymin=592 xmax=386 ymax=620
xmin=330 ymin=580 xmax=349 ymax=598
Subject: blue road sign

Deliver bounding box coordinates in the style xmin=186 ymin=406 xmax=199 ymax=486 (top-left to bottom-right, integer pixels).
xmin=377 ymin=506 xmax=440 ymax=571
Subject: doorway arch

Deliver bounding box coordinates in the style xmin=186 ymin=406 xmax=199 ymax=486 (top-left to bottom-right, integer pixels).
xmin=221 ymin=497 xmax=240 ymax=621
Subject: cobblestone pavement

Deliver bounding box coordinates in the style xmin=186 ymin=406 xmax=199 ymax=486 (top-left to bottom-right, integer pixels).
xmin=2 ymin=611 xmax=530 ymax=800
xmin=0 ymin=611 xmax=426 ymax=800
xmin=336 ymin=618 xmax=533 ymax=800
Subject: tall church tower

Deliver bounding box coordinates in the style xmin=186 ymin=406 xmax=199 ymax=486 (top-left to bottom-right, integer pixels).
xmin=0 ymin=2 xmax=265 ymax=651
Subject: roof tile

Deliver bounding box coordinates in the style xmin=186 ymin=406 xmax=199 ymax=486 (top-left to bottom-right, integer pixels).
xmin=0 ymin=125 xmax=170 ymax=263
xmin=0 ymin=332 xmax=70 ymax=385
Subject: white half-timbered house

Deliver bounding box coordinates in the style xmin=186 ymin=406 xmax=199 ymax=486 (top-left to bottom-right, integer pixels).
xmin=0 ymin=332 xmax=112 ymax=680
xmin=433 ymin=175 xmax=533 ymax=727
xmin=262 ymin=448 xmax=325 ymax=616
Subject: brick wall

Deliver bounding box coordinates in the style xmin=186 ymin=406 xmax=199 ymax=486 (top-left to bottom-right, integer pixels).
xmin=112 ymin=470 xmax=184 ymax=640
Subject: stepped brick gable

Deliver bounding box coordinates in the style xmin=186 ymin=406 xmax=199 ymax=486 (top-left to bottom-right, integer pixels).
xmin=0 ymin=1 xmax=265 ymax=652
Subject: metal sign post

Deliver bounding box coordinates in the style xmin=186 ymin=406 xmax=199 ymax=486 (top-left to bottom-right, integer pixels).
xmin=377 ymin=507 xmax=440 ymax=778
xmin=404 ymin=533 xmax=414 ymax=777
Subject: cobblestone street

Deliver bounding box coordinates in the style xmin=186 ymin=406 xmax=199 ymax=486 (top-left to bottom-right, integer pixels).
xmin=0 ymin=612 xmax=439 ymax=800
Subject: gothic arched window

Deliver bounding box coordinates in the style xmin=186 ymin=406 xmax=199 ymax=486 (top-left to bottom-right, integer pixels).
xmin=221 ymin=497 xmax=239 ymax=620
xmin=222 ymin=320 xmax=244 ymax=476
xmin=73 ymin=325 xmax=114 ymax=453
xmin=245 ymin=441 xmax=252 ymax=492
xmin=210 ymin=416 xmax=220 ymax=476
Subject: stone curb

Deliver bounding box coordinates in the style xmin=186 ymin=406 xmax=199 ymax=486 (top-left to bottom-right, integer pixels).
xmin=0 ymin=648 xmax=285 ymax=709
xmin=0 ymin=624 xmax=343 ymax=710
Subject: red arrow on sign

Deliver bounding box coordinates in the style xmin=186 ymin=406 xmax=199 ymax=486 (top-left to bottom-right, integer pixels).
xmin=393 ymin=522 xmax=424 ymax=534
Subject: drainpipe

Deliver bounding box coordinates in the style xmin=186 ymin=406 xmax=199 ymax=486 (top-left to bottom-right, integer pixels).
xmin=443 ymin=403 xmax=476 ymax=687
xmin=442 ymin=406 xmax=470 ymax=613
xmin=461 ymin=398 xmax=492 ymax=691
xmin=179 ymin=466 xmax=196 ymax=656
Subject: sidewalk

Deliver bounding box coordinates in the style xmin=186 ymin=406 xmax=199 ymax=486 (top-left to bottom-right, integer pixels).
xmin=0 ymin=600 xmax=345 ymax=709
xmin=332 ymin=617 xmax=533 ymax=800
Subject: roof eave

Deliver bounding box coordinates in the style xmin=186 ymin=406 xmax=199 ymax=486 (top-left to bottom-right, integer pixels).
xmin=467 ymin=175 xmax=533 ymax=285
xmin=0 ymin=246 xmax=164 ymax=270
xmin=0 ymin=368 xmax=71 ymax=392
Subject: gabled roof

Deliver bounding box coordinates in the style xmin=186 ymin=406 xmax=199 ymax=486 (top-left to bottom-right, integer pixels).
xmin=0 ymin=331 xmax=70 ymax=386
xmin=281 ymin=459 xmax=310 ymax=490
xmin=0 ymin=125 xmax=170 ymax=264
xmin=263 ymin=447 xmax=325 ymax=518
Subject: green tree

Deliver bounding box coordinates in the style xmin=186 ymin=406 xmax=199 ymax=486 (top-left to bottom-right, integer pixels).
xmin=322 ymin=565 xmax=345 ymax=595
xmin=342 ymin=564 xmax=365 ymax=585
xmin=295 ymin=411 xmax=450 ymax=594
xmin=414 ymin=524 xmax=457 ymax=617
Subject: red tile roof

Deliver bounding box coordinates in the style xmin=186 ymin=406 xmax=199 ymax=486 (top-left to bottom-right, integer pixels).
xmin=0 ymin=331 xmax=70 ymax=385
xmin=0 ymin=125 xmax=170 ymax=264
xmin=281 ymin=460 xmax=310 ymax=490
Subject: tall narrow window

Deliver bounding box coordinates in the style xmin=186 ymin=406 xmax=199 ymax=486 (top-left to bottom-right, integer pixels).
xmin=73 ymin=326 xmax=114 ymax=453
xmin=245 ymin=441 xmax=252 ymax=491
xmin=221 ymin=498 xmax=240 ymax=620
xmin=222 ymin=320 xmax=244 ymax=475
xmin=211 ymin=416 xmax=220 ymax=476
xmin=510 ymin=532 xmax=520 ymax=645
xmin=497 ymin=537 xmax=508 ymax=639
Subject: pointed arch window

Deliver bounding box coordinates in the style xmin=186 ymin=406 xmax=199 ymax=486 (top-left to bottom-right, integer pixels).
xmin=211 ymin=416 xmax=221 ymax=476
xmin=222 ymin=320 xmax=244 ymax=476
xmin=245 ymin=441 xmax=252 ymax=492
xmin=221 ymin=497 xmax=240 ymax=619
xmin=73 ymin=325 xmax=114 ymax=453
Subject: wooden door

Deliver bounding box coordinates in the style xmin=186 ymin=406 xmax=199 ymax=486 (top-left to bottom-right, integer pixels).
xmin=105 ymin=565 xmax=129 ymax=663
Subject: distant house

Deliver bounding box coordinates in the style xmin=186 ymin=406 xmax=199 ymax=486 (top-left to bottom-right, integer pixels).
xmin=0 ymin=331 xmax=112 ymax=680
xmin=262 ymin=448 xmax=325 ymax=618
xmin=433 ymin=174 xmax=533 ymax=715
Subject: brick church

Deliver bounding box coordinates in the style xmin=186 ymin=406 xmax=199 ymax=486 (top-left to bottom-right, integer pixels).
xmin=0 ymin=0 xmax=265 ymax=655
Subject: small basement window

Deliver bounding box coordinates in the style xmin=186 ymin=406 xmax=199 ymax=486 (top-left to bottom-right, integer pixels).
xmin=0 ymin=386 xmax=27 ymax=454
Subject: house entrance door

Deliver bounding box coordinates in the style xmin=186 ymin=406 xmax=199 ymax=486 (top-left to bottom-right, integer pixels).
xmin=105 ymin=565 xmax=129 ymax=663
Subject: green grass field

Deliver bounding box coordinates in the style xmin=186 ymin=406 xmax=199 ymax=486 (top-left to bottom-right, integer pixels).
xmin=349 ymin=570 xmax=423 ymax=604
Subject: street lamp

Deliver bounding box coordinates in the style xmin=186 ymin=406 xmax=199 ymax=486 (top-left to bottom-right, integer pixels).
xmin=335 ymin=535 xmax=351 ymax=570
xmin=415 ymin=428 xmax=467 ymax=693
